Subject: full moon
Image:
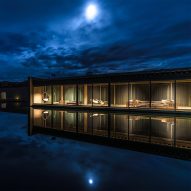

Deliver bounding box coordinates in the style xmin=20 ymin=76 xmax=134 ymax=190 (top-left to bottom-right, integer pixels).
xmin=88 ymin=178 xmax=93 ymax=185
xmin=85 ymin=4 xmax=98 ymax=21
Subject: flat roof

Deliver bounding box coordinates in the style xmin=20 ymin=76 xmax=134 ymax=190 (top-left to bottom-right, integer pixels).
xmin=0 ymin=81 xmax=28 ymax=88
xmin=31 ymin=67 xmax=191 ymax=86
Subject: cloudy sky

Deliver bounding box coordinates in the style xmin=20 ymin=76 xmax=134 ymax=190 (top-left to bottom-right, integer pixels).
xmin=0 ymin=0 xmax=190 ymax=81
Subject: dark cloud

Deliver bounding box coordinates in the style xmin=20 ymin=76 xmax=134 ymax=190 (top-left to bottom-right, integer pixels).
xmin=0 ymin=0 xmax=190 ymax=80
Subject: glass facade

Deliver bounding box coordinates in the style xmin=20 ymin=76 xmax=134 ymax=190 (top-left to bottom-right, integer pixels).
xmin=151 ymin=81 xmax=174 ymax=110
xmin=64 ymin=85 xmax=77 ymax=105
xmin=78 ymin=84 xmax=92 ymax=106
xmin=129 ymin=82 xmax=150 ymax=108
xmin=176 ymin=80 xmax=191 ymax=110
xmin=33 ymin=86 xmax=52 ymax=104
xmin=33 ymin=85 xmax=77 ymax=105
xmin=111 ymin=83 xmax=128 ymax=107
xmin=32 ymin=79 xmax=191 ymax=111
xmin=92 ymin=83 xmax=108 ymax=107
xmin=53 ymin=85 xmax=62 ymax=104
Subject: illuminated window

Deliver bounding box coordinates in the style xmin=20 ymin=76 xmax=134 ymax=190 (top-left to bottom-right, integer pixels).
xmin=129 ymin=81 xmax=150 ymax=108
xmin=33 ymin=86 xmax=51 ymax=104
xmin=151 ymin=81 xmax=174 ymax=110
xmin=111 ymin=83 xmax=128 ymax=107
xmin=78 ymin=84 xmax=92 ymax=106
xmin=92 ymin=84 xmax=108 ymax=107
xmin=176 ymin=80 xmax=191 ymax=110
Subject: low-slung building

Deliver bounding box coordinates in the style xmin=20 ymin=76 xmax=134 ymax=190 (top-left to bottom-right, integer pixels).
xmin=30 ymin=67 xmax=191 ymax=112
xmin=0 ymin=81 xmax=28 ymax=102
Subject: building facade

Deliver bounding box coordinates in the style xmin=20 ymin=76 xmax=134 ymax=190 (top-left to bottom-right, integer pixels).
xmin=0 ymin=81 xmax=28 ymax=102
xmin=30 ymin=68 xmax=191 ymax=112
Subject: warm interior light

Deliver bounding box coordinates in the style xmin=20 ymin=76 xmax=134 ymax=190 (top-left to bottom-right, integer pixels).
xmin=34 ymin=93 xmax=42 ymax=103
xmin=42 ymin=92 xmax=49 ymax=103
xmin=34 ymin=109 xmax=43 ymax=118
xmin=15 ymin=96 xmax=20 ymax=100
xmin=42 ymin=110 xmax=50 ymax=120
xmin=43 ymin=98 xmax=49 ymax=102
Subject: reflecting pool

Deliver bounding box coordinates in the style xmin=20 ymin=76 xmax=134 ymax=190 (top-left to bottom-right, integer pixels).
xmin=31 ymin=109 xmax=191 ymax=150
xmin=0 ymin=105 xmax=191 ymax=190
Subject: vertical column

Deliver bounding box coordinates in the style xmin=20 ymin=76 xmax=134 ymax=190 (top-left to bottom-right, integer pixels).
xmin=63 ymin=111 xmax=65 ymax=130
xmin=131 ymin=83 xmax=133 ymax=99
xmin=108 ymin=82 xmax=111 ymax=107
xmin=149 ymin=116 xmax=152 ymax=143
xmin=128 ymin=83 xmax=130 ymax=108
xmin=63 ymin=85 xmax=65 ymax=104
xmin=173 ymin=117 xmax=176 ymax=147
xmin=113 ymin=114 xmax=116 ymax=138
xmin=170 ymin=82 xmax=173 ymax=100
xmin=84 ymin=113 xmax=88 ymax=133
xmin=149 ymin=80 xmax=152 ymax=109
xmin=174 ymin=80 xmax=176 ymax=111
xmin=76 ymin=84 xmax=79 ymax=106
xmin=76 ymin=112 xmax=79 ymax=133
xmin=91 ymin=112 xmax=94 ymax=135
xmin=28 ymin=77 xmax=33 ymax=107
xmin=61 ymin=111 xmax=64 ymax=130
xmin=100 ymin=85 xmax=101 ymax=101
xmin=108 ymin=112 xmax=111 ymax=138
xmin=84 ymin=84 xmax=88 ymax=105
xmin=91 ymin=84 xmax=93 ymax=107
xmin=127 ymin=115 xmax=130 ymax=140
xmin=51 ymin=85 xmax=53 ymax=105
xmin=60 ymin=85 xmax=63 ymax=104
xmin=129 ymin=115 xmax=132 ymax=140
xmin=113 ymin=84 xmax=115 ymax=106
xmin=51 ymin=110 xmax=53 ymax=128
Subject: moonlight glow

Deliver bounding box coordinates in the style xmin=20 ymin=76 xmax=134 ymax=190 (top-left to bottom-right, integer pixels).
xmin=88 ymin=178 xmax=93 ymax=185
xmin=85 ymin=4 xmax=98 ymax=21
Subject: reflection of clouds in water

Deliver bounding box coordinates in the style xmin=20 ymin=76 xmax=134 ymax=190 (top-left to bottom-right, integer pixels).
xmin=0 ymin=112 xmax=191 ymax=190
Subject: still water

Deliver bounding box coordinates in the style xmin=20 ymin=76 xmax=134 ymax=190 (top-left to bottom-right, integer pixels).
xmin=31 ymin=109 xmax=191 ymax=150
xmin=0 ymin=104 xmax=191 ymax=190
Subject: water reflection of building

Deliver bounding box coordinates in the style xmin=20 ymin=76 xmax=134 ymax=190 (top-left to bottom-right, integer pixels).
xmin=0 ymin=102 xmax=27 ymax=114
xmin=31 ymin=109 xmax=191 ymax=149
xmin=30 ymin=68 xmax=191 ymax=112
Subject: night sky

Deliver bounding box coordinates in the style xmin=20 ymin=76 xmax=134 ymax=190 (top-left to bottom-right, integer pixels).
xmin=0 ymin=0 xmax=190 ymax=81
